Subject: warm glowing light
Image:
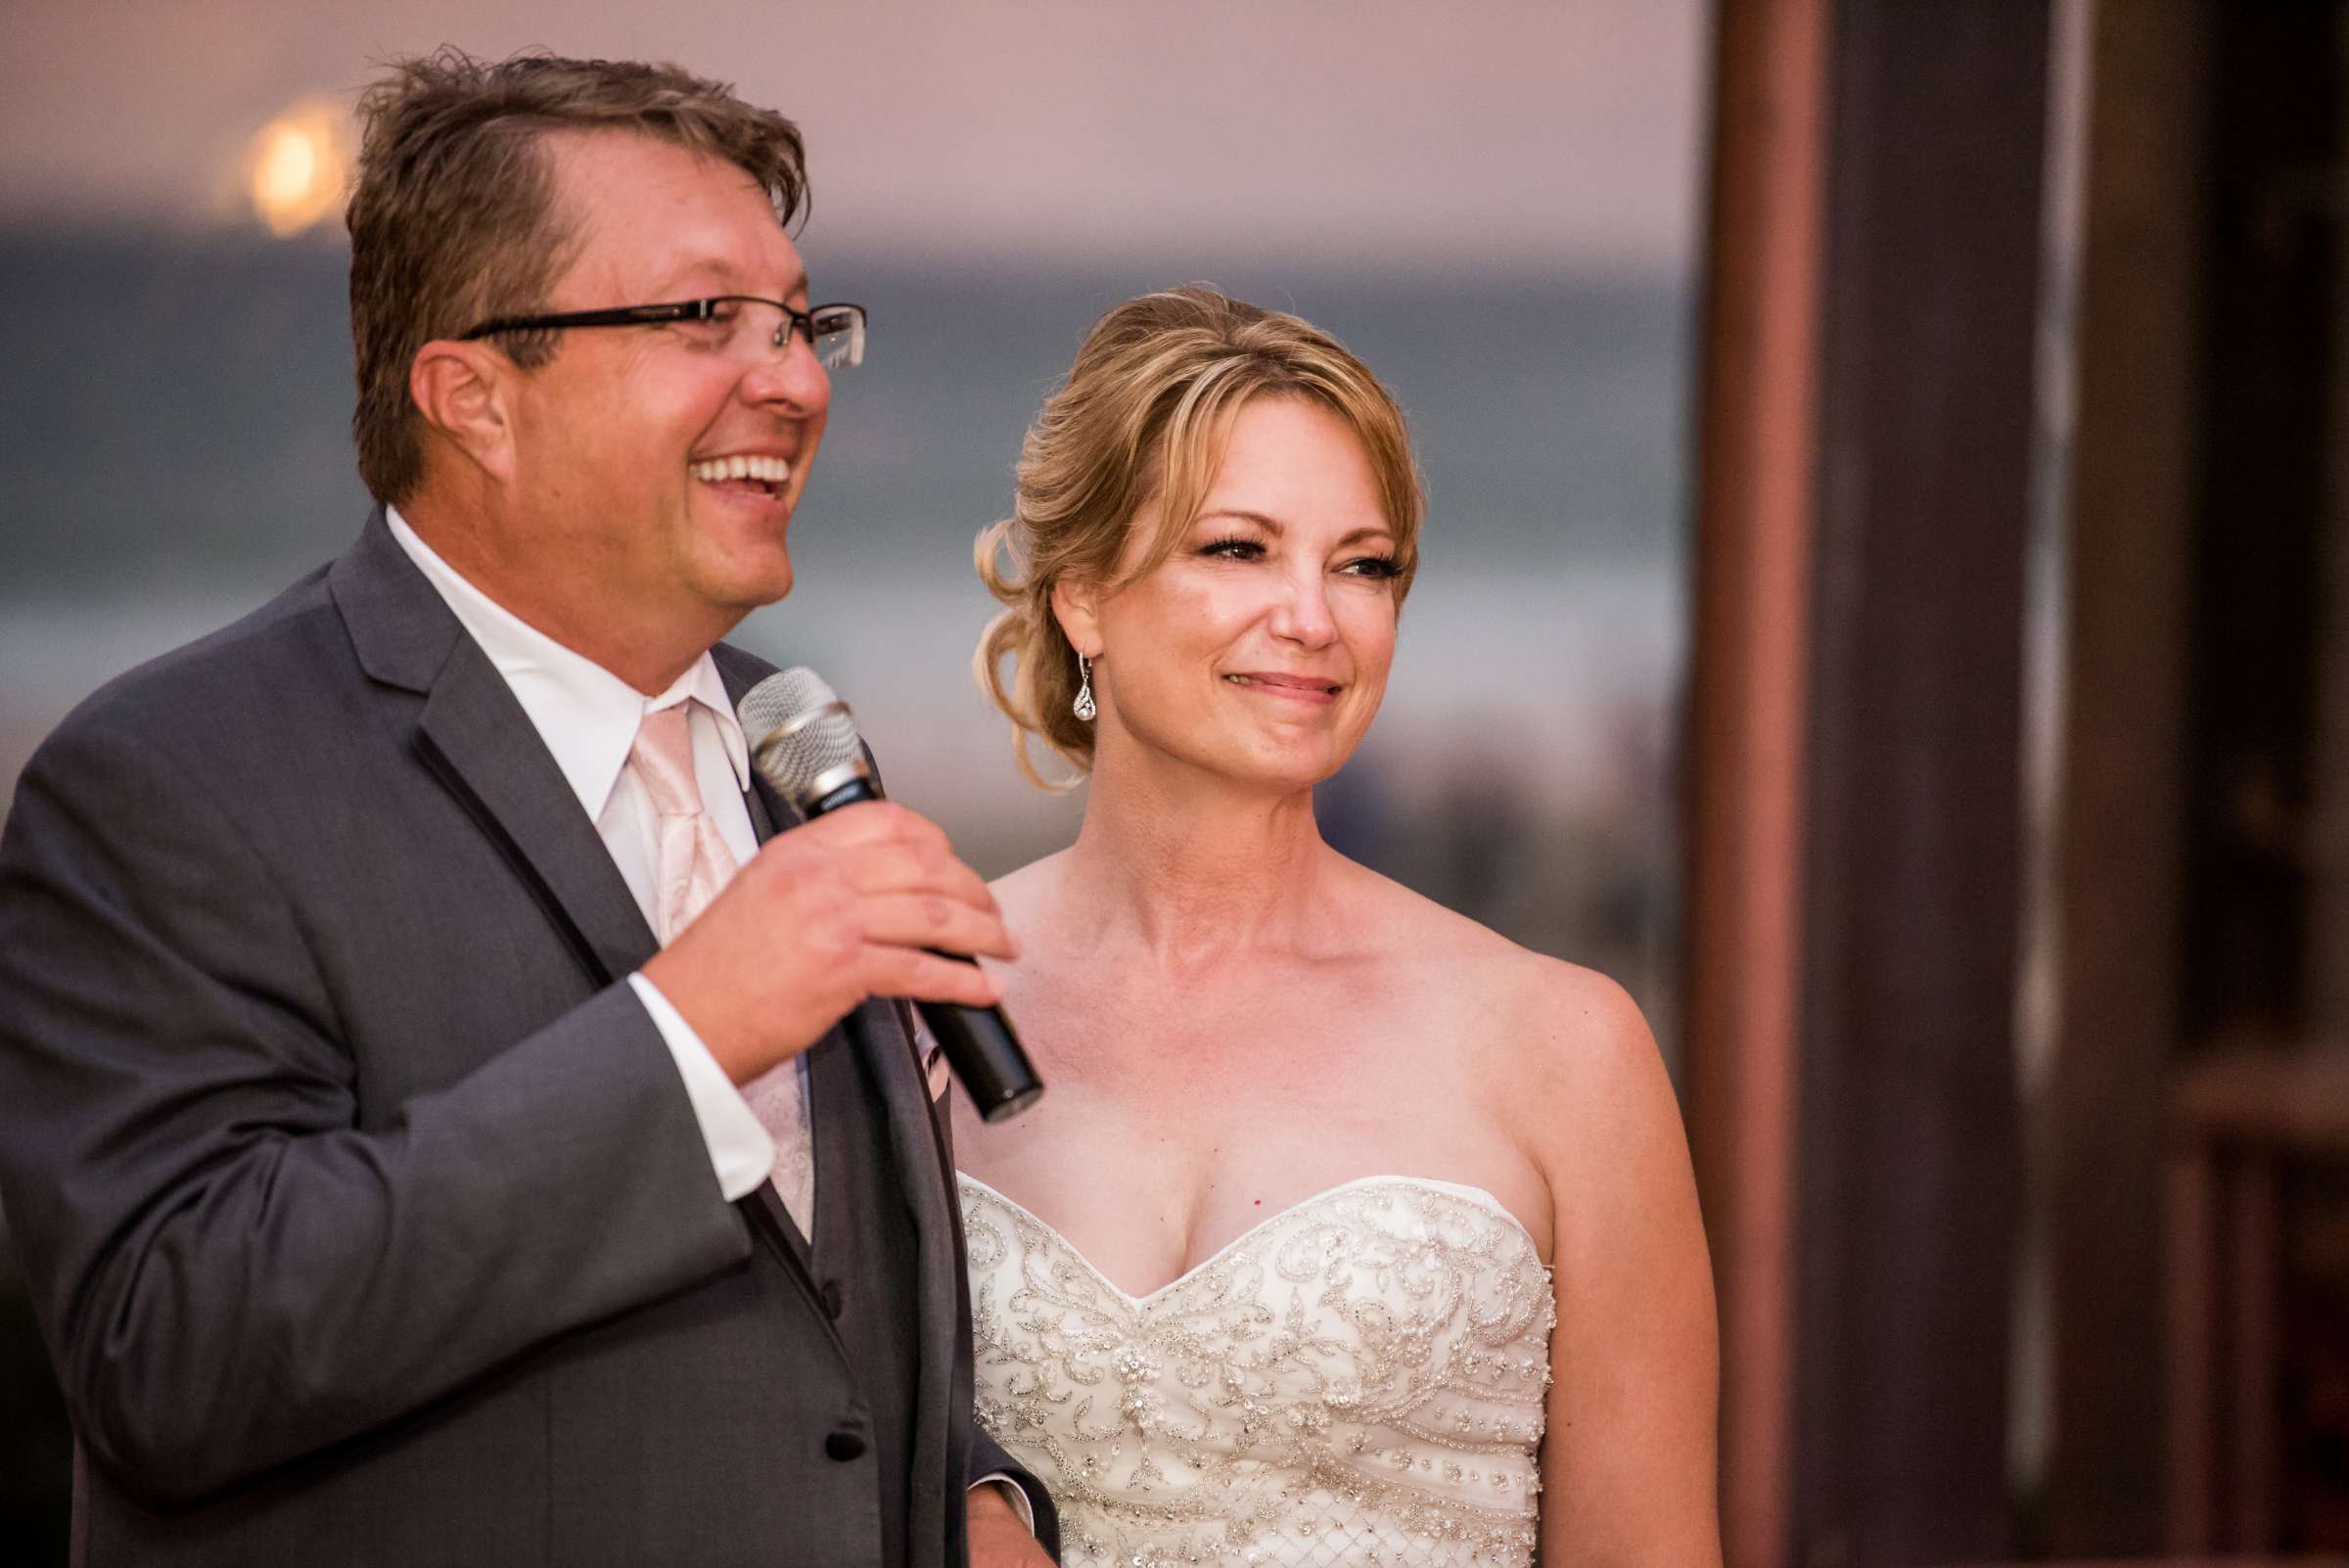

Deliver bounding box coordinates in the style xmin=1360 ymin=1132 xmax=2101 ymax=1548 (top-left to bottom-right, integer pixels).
xmin=247 ymin=99 xmax=350 ymax=237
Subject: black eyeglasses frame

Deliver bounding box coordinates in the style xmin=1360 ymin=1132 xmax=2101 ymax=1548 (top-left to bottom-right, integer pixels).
xmin=458 ymin=296 xmax=867 ymax=363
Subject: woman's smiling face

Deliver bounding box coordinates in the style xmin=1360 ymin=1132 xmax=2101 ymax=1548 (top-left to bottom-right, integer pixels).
xmin=1065 ymin=393 xmax=1404 ymax=793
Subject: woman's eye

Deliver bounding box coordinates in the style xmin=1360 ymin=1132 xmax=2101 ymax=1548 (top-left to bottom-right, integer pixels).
xmin=1199 ymin=536 xmax=1264 ymax=561
xmin=1342 ymin=555 xmax=1401 ymax=579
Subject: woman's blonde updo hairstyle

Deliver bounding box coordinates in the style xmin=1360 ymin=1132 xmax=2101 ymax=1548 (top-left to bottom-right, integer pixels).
xmin=974 ymin=285 xmax=1424 ymax=788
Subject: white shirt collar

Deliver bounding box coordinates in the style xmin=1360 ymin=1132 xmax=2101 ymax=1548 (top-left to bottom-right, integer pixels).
xmin=385 ymin=505 xmax=750 ymax=819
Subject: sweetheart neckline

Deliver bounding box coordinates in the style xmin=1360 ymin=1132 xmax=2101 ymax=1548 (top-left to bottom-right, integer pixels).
xmin=956 ymin=1169 xmax=1550 ymax=1308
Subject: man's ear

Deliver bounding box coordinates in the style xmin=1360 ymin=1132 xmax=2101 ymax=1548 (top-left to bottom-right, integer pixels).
xmin=409 ymin=341 xmax=518 ymax=486
xmin=1050 ymin=573 xmax=1103 ymax=660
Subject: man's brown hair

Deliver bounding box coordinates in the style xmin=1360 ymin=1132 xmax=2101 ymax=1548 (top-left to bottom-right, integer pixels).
xmin=346 ymin=50 xmax=808 ymax=503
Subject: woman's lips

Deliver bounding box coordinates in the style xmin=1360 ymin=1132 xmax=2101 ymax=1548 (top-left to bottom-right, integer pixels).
xmin=1223 ymin=671 xmax=1341 ymax=705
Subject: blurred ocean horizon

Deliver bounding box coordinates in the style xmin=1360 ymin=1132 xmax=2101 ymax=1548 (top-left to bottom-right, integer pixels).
xmin=0 ymin=224 xmax=1692 ymax=1023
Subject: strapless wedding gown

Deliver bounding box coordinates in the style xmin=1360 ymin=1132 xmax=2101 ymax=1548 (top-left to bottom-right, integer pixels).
xmin=959 ymin=1173 xmax=1555 ymax=1567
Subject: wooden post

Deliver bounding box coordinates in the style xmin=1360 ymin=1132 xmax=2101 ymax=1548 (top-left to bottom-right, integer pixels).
xmin=1682 ymin=1 xmax=1832 ymax=1564
xmin=2048 ymin=0 xmax=2211 ymax=1553
xmin=1686 ymin=4 xmax=2050 ymax=1564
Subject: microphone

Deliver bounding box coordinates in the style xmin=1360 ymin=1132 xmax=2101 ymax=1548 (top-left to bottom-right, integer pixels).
xmin=737 ymin=667 xmax=1045 ymax=1123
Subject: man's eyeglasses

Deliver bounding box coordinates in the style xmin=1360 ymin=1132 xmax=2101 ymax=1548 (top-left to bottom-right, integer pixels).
xmin=460 ymin=297 xmax=868 ymax=370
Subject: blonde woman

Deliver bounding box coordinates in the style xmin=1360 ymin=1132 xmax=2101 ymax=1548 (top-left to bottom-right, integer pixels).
xmin=954 ymin=287 xmax=1720 ymax=1568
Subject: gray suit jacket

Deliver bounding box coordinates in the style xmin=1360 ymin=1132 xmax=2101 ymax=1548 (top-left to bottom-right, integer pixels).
xmin=0 ymin=510 xmax=1051 ymax=1566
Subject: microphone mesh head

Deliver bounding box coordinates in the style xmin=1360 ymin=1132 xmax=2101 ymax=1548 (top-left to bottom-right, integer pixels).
xmin=737 ymin=667 xmax=867 ymax=806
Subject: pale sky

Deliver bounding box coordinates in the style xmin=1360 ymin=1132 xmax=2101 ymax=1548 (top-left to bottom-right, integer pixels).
xmin=0 ymin=0 xmax=1708 ymax=271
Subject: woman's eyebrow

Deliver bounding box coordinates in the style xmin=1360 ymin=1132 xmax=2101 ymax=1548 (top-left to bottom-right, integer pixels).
xmin=1194 ymin=509 xmax=1282 ymax=532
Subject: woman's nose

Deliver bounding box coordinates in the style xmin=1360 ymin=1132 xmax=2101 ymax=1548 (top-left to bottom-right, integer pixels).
xmin=1268 ymin=572 xmax=1338 ymax=646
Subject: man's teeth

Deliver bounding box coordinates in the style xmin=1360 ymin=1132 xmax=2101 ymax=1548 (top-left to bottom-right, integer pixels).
xmin=690 ymin=455 xmax=792 ymax=484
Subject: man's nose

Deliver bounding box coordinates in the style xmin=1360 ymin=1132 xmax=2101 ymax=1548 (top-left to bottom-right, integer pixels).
xmin=741 ymin=331 xmax=831 ymax=415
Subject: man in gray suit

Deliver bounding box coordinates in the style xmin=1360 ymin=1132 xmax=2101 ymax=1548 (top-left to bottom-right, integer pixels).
xmin=0 ymin=52 xmax=1055 ymax=1567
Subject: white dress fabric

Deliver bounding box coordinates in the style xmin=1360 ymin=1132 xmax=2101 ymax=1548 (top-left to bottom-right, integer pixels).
xmin=959 ymin=1173 xmax=1555 ymax=1566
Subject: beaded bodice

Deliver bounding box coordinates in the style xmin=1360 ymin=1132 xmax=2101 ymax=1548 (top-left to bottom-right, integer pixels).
xmin=959 ymin=1174 xmax=1555 ymax=1567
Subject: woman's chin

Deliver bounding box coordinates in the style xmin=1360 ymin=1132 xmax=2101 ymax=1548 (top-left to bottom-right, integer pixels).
xmin=1202 ymin=739 xmax=1356 ymax=796
xmin=1110 ymin=715 xmax=1364 ymax=796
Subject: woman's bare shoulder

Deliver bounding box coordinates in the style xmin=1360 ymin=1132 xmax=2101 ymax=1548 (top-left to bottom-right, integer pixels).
xmin=1340 ymin=859 xmax=1628 ymax=1006
xmin=1338 ymin=860 xmax=1667 ymax=1131
xmin=1331 ymin=855 xmax=1525 ymax=963
xmin=1477 ymin=949 xmax=1661 ymax=1134
xmin=1500 ymin=957 xmax=1685 ymax=1207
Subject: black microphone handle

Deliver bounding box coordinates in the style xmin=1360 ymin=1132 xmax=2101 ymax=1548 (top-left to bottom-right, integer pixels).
xmin=913 ymin=995 xmax=1045 ymax=1124
xmin=799 ymin=775 xmax=1045 ymax=1123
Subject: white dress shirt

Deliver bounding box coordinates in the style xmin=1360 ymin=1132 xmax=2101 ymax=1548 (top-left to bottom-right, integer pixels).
xmin=387 ymin=507 xmax=777 ymax=1202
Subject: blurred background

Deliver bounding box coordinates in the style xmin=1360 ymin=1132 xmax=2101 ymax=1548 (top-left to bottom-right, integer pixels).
xmin=0 ymin=1 xmax=1702 ymax=1559
xmin=0 ymin=0 xmax=1698 ymax=1010
xmin=3 ymin=0 xmax=2344 ymax=1565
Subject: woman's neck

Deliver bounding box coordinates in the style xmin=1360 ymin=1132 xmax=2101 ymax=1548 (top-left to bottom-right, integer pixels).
xmin=1060 ymin=746 xmax=1338 ymax=970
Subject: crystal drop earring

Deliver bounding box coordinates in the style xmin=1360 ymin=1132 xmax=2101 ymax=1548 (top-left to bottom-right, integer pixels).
xmin=1073 ymin=653 xmax=1097 ymax=721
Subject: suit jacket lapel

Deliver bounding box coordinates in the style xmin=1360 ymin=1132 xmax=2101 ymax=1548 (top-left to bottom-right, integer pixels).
xmin=715 ymin=652 xmax=956 ymax=1273
xmin=416 ymin=653 xmax=659 ymax=987
xmin=713 ymin=650 xmax=962 ymax=1465
xmin=852 ymin=995 xmax=962 ymax=1510
xmin=331 ymin=507 xmax=657 ymax=988
xmin=713 ymin=644 xmax=799 ymax=837
xmin=717 ymin=649 xmax=828 ymax=1277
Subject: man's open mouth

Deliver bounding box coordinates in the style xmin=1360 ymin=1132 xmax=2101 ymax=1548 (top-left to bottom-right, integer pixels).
xmin=690 ymin=454 xmax=792 ymax=496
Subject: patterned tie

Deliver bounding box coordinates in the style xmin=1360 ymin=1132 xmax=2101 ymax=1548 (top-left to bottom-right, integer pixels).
xmin=630 ymin=702 xmax=816 ymax=1237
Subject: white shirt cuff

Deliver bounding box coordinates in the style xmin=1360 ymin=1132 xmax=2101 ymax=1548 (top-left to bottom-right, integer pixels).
xmin=969 ymin=1472 xmax=1037 ymax=1533
xmin=628 ymin=972 xmax=774 ymax=1202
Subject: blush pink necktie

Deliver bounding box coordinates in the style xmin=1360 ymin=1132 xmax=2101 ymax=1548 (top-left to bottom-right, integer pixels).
xmin=630 ymin=702 xmax=815 ymax=1237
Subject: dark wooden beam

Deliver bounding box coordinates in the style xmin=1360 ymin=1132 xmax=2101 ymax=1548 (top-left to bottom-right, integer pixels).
xmin=1793 ymin=3 xmax=2049 ymax=1563
xmin=2050 ymin=0 xmax=2211 ymax=1554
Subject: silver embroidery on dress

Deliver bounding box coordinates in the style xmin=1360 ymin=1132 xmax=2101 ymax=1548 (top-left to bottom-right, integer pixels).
xmin=960 ymin=1174 xmax=1556 ymax=1567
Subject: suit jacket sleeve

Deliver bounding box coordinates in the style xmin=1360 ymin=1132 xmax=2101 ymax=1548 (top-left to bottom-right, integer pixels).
xmin=0 ymin=714 xmax=754 ymax=1507
xmin=970 ymin=1437 xmax=1060 ymax=1558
